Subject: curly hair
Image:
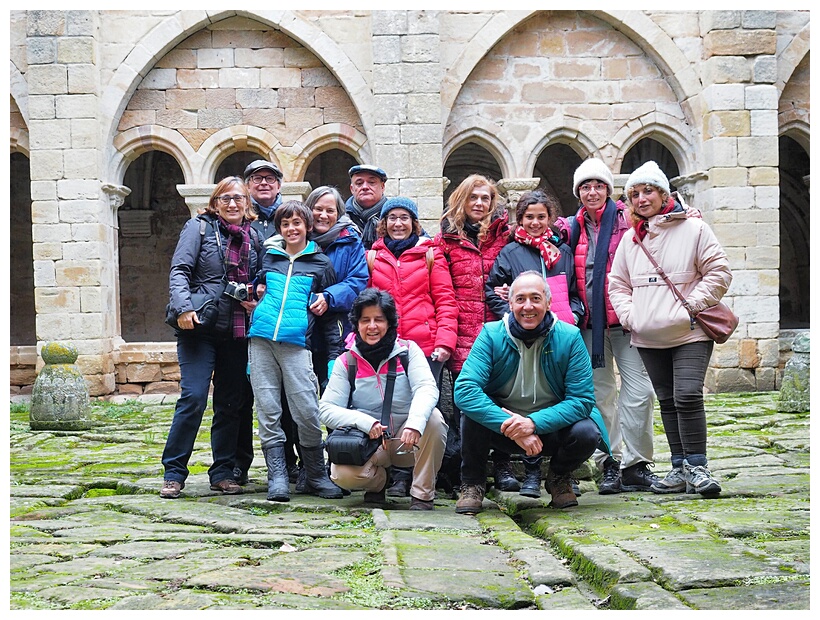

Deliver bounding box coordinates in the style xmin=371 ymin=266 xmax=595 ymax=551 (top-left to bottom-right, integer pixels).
xmin=625 ymin=183 xmax=671 ymax=228
xmin=510 ymin=189 xmax=558 ymax=239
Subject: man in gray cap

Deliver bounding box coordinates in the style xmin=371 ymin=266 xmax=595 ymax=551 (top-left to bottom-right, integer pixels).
xmin=346 ymin=164 xmax=388 ymax=250
xmin=244 ymin=159 xmax=284 ymax=242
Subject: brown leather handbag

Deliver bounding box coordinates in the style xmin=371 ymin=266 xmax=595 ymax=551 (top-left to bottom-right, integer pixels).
xmin=634 ymin=236 xmax=738 ymax=344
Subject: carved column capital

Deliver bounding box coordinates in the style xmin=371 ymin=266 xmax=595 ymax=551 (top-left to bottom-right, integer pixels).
xmin=101 ymin=183 xmax=131 ymax=211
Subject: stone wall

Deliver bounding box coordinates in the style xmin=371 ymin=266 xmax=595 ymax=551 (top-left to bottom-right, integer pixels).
xmin=8 ymin=10 xmax=811 ymax=395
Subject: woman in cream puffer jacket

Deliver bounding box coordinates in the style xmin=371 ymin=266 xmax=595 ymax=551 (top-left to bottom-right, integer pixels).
xmin=608 ymin=161 xmax=732 ymax=500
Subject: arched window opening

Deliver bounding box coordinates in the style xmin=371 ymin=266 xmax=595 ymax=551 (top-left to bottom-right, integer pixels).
xmin=443 ymin=143 xmax=503 ymax=212
xmin=304 ymin=149 xmax=359 ymax=201
xmin=119 ymin=151 xmax=188 ymax=342
xmin=215 ymin=152 xmax=266 ymax=183
xmin=10 ymin=152 xmax=35 ymax=346
xmin=621 ymin=138 xmax=680 ymax=194
xmin=779 ymin=135 xmax=810 ymax=328
xmin=532 ymin=143 xmax=583 ymax=218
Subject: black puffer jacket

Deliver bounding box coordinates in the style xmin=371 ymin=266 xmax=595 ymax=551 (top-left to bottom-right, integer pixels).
xmin=167 ymin=214 xmax=261 ymax=335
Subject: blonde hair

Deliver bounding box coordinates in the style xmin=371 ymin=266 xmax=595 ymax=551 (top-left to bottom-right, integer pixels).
xmin=440 ymin=174 xmax=498 ymax=242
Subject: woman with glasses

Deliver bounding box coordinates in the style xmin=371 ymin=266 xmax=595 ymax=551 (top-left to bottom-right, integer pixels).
xmin=319 ymin=288 xmax=447 ymax=510
xmin=367 ymin=196 xmax=457 ymax=499
xmin=161 ymin=177 xmax=261 ymax=499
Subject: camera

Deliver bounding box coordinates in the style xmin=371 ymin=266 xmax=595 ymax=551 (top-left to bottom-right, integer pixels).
xmin=223 ymin=281 xmax=249 ymax=301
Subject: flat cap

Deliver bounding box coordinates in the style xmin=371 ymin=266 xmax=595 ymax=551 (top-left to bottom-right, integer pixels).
xmin=348 ymin=164 xmax=387 ymax=182
xmin=244 ymin=159 xmax=283 ymax=181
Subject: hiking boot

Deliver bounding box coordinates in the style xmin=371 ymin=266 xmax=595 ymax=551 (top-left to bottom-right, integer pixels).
xmin=650 ymin=466 xmax=686 ymax=494
xmin=264 ymin=445 xmax=290 ymax=502
xmin=160 ymin=479 xmax=183 ymax=499
xmin=621 ymin=462 xmax=659 ymax=492
xmin=210 ymin=479 xmax=242 ymax=495
xmin=546 ymin=469 xmax=578 ymax=509
xmin=386 ymin=478 xmax=410 ymax=497
xmin=409 ymin=496 xmax=435 ymax=511
xmin=683 ymin=459 xmax=721 ymax=496
xmin=598 ymin=457 xmax=622 ymax=495
xmin=455 ymin=484 xmax=485 ymax=514
xmin=301 ymin=444 xmax=344 ymax=499
xmin=493 ymin=460 xmax=521 ymax=492
xmin=519 ymin=464 xmax=542 ymax=498
xmin=287 ymin=463 xmax=300 ymax=484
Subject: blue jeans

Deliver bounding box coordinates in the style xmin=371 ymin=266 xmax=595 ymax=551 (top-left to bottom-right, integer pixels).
xmin=460 ymin=415 xmax=600 ymax=486
xmin=638 ymin=341 xmax=714 ymax=459
xmin=161 ymin=333 xmax=254 ymax=484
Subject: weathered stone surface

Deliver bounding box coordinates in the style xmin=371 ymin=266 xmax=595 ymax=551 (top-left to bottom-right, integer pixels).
xmin=778 ymin=333 xmax=809 ymax=412
xmin=610 ymin=582 xmax=691 ymax=610
xmin=680 ymin=580 xmax=810 ymax=610
xmin=30 ymin=341 xmax=91 ymax=430
xmin=535 ymin=586 xmax=599 ymax=609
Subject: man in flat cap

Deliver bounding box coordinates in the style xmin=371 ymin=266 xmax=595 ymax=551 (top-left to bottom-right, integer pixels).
xmin=346 ymin=164 xmax=388 ymax=250
xmin=244 ymin=160 xmax=284 ymax=242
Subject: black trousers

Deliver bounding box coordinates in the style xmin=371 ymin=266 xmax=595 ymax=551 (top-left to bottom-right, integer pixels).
xmin=460 ymin=415 xmax=600 ymax=486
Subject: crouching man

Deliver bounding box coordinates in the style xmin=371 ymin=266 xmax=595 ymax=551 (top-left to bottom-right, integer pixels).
xmin=454 ymin=271 xmax=610 ymax=513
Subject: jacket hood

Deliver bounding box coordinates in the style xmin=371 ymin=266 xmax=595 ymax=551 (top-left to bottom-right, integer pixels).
xmin=265 ymin=239 xmax=321 ymax=257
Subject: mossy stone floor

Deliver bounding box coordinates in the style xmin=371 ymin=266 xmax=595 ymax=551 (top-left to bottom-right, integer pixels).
xmin=8 ymin=393 xmax=809 ymax=610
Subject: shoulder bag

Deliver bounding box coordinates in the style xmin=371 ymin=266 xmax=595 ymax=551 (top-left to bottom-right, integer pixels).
xmin=634 ymin=236 xmax=738 ymax=344
xmin=325 ymin=353 xmax=399 ymax=466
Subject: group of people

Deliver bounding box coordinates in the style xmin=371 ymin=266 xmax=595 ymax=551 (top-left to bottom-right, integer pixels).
xmin=161 ymin=155 xmax=733 ymax=513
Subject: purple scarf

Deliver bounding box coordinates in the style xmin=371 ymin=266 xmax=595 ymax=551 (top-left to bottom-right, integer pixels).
xmin=218 ymin=216 xmax=251 ymax=339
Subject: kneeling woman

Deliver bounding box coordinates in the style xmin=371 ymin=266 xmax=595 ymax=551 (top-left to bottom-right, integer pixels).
xmin=319 ymin=289 xmax=448 ymax=510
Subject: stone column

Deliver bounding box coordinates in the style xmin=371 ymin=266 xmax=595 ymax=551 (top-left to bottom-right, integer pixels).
xmin=700 ymin=10 xmax=780 ymax=392
xmin=371 ymin=10 xmax=443 ymax=233
xmin=28 ymin=10 xmax=119 ymax=396
xmin=496 ymin=178 xmax=539 ymax=222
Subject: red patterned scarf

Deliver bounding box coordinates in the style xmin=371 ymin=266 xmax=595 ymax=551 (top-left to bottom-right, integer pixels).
xmin=633 ymin=197 xmax=676 ymax=240
xmin=513 ymin=226 xmax=562 ymax=269
xmin=218 ymin=217 xmax=252 ymax=339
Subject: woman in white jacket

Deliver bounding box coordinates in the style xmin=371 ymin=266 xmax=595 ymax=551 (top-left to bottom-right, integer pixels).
xmin=319 ymin=288 xmax=447 ymax=510
xmin=608 ymin=161 xmax=732 ymax=497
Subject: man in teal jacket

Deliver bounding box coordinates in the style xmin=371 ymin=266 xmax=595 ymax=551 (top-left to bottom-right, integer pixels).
xmin=454 ymin=271 xmax=610 ymax=513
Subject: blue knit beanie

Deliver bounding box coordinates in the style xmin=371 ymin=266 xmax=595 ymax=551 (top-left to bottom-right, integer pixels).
xmin=380 ymin=196 xmax=419 ymax=220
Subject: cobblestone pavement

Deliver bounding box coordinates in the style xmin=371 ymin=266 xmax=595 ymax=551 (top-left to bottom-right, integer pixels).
xmin=8 ymin=392 xmax=809 ymax=610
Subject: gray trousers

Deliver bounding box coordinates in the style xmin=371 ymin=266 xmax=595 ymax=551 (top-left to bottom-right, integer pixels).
xmin=584 ymin=328 xmax=656 ymax=470
xmin=249 ymin=338 xmax=323 ymax=450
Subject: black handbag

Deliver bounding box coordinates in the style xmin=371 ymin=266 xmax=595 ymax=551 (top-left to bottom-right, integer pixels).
xmin=326 ymin=355 xmax=399 ymax=466
xmin=165 ymin=292 xmax=220 ymax=331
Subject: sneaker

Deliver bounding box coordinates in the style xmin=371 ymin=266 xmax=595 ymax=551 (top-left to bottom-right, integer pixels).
xmin=621 ymin=462 xmax=659 ymax=492
xmin=210 ymin=479 xmax=243 ymax=495
xmin=650 ymin=466 xmax=686 ymax=494
xmin=409 ymin=496 xmax=434 ymax=511
xmin=546 ymin=469 xmax=578 ymax=509
xmin=683 ymin=460 xmax=721 ymax=496
xmin=455 ymin=484 xmax=485 ymax=514
xmin=160 ymin=479 xmax=183 ymax=499
xmin=598 ymin=457 xmax=622 ymax=495
xmin=386 ymin=478 xmax=410 ymax=497
xmin=519 ymin=467 xmax=542 ymax=498
xmin=493 ymin=460 xmax=521 ymax=492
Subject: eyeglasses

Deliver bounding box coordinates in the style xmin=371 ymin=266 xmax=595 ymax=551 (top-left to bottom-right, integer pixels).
xmin=386 ymin=214 xmax=412 ymax=223
xmin=394 ymin=442 xmax=419 ymax=456
xmin=250 ymin=175 xmax=279 ymax=184
xmin=579 ymin=183 xmax=607 ymax=194
xmin=216 ymin=195 xmax=247 ymax=205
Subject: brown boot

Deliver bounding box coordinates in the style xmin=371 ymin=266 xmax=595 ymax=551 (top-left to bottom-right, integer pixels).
xmin=546 ymin=468 xmax=578 ymax=509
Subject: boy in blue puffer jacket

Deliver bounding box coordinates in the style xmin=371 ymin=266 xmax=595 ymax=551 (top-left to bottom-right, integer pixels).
xmin=249 ymin=200 xmax=344 ymax=502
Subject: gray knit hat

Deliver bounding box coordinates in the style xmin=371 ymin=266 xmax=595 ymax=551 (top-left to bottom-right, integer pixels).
xmin=624 ymin=161 xmax=670 ymax=196
xmin=572 ymin=158 xmax=614 ymax=198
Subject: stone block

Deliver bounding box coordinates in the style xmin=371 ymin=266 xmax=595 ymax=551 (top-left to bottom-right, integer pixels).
xmin=70 ymin=223 xmax=107 ymax=242
xmin=31 ymin=119 xmax=72 ymax=150
xmin=86 ymin=373 xmax=115 ymax=397
xmin=260 ymin=67 xmax=301 ymax=88
xmin=161 ymin=365 xmax=181 ymax=381
xmin=727 ymin=270 xmax=758 ymax=296
xmin=737 ymin=137 xmax=778 ymax=167
xmin=35 ymin=287 xmax=80 ymax=314
xmin=57 ymin=180 xmax=100 ymax=200
xmin=127 ymin=89 xmax=166 ymax=110
xmin=745 ymin=246 xmax=778 ymax=269
xmin=63 ymin=150 xmax=98 ymax=179
xmin=33 ymin=241 xmax=62 ymax=260
xmin=277 ymin=86 xmax=315 ymax=108
xmin=283 ymin=47 xmax=323 ymax=68
xmin=758 ymin=338 xmax=780 ymax=367
xmin=67 ymin=64 xmax=96 ymax=94
xmin=400 ymin=123 xmax=442 ymax=144
xmin=242 ymin=109 xmax=285 ymax=127
xmin=406 ymin=93 xmax=442 ymax=124
xmin=700 ymin=11 xmax=741 ymax=32
xmin=711 ymin=340 xmax=740 ymax=367
xmin=204 ymin=88 xmax=236 ymax=108
xmin=143 ymin=381 xmax=180 ymax=395
xmin=753 ymin=55 xmax=777 ymax=83
xmin=702 ymin=138 xmax=738 ymax=168
xmin=710 ymin=187 xmax=755 ymax=211
xmin=733 ymin=295 xmax=778 ymax=323
xmin=197 ymin=48 xmax=233 ymax=69
xmin=141 ymin=68 xmax=177 ymax=90
xmin=156 ymin=109 xmax=197 ymax=129
xmin=704 ymin=110 xmax=750 ymax=138
xmin=234 ymin=47 xmax=284 ymax=68
xmin=705 ymin=367 xmax=756 ymax=393
xmin=742 ymin=10 xmax=777 ymax=29
xmin=27 ymin=37 xmax=57 ymax=64
xmin=117 ymin=110 xmax=156 ymax=131
xmin=745 ymin=85 xmax=778 ymax=110
xmin=302 ymin=67 xmax=339 ymax=88
xmin=29 ymin=95 xmax=56 ymax=120
xmin=401 ymin=34 xmax=439 ymax=63
xmin=704 ymin=30 xmax=776 ymax=57
xmin=80 ymin=287 xmax=102 ymax=312
xmin=176 ymin=69 xmax=218 ymax=89
xmin=125 ymin=363 xmax=162 ymax=383
xmin=709 ymin=167 xmax=747 ymax=187
xmin=738 ymin=339 xmax=760 ymax=368
xmin=323 ymin=106 xmax=362 ymax=128
xmin=218 ymin=67 xmax=259 ymax=89
xmin=116 ymin=383 xmax=143 ymax=396
xmin=755 ymin=367 xmax=776 ymax=391
xmin=750 ymin=109 xmax=778 ymax=136
xmin=701 ymin=84 xmax=745 ymax=111
xmin=55 ymin=260 xmax=102 ymax=286
xmin=372 ymin=36 xmax=401 ymax=64
xmin=314 ymin=86 xmax=350 ymax=108
xmin=372 ymin=11 xmax=408 ymax=36
xmin=197 ymin=108 xmax=242 ymax=129
xmin=56 ymin=37 xmax=94 ymax=64
xmin=27 ymin=64 xmax=68 ymax=95
xmin=165 ymin=88 xmax=207 ymax=110
xmin=156 ymin=48 xmax=197 ymax=69
xmin=30 ymin=150 xmax=64 ymax=181
xmin=747 ymin=321 xmax=779 ymax=339
xmin=748 ymin=167 xmax=778 ymax=186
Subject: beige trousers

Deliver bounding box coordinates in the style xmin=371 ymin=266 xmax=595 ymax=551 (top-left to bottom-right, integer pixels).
xmin=330 ymin=408 xmax=447 ymax=501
